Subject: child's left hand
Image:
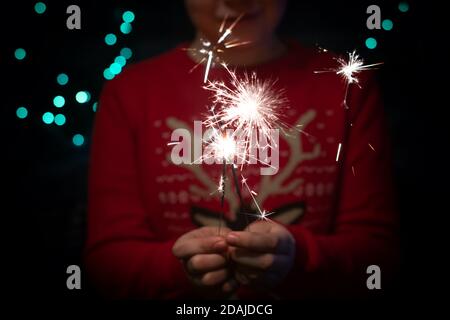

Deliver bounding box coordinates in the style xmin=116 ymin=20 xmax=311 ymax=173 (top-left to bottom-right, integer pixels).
xmin=225 ymin=221 xmax=296 ymax=288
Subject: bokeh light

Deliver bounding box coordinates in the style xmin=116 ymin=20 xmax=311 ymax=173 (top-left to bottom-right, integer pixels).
xmin=382 ymin=19 xmax=394 ymax=31
xmin=120 ymin=47 xmax=133 ymax=60
xmin=53 ymin=95 xmax=65 ymax=108
xmin=76 ymin=91 xmax=90 ymax=103
xmin=109 ymin=62 xmax=122 ymax=75
xmin=398 ymin=2 xmax=409 ymax=12
xmin=92 ymin=102 xmax=98 ymax=112
xmin=34 ymin=2 xmax=46 ymax=14
xmin=72 ymin=134 xmax=85 ymax=146
xmin=42 ymin=112 xmax=55 ymax=124
xmin=120 ymin=22 xmax=132 ymax=34
xmin=54 ymin=114 xmax=66 ymax=126
xmin=16 ymin=107 xmax=28 ymax=119
xmin=105 ymin=33 xmax=117 ymax=46
xmin=14 ymin=48 xmax=26 ymax=60
xmin=122 ymin=11 xmax=135 ymax=23
xmin=365 ymin=37 xmax=377 ymax=49
xmin=103 ymin=68 xmax=115 ymax=80
xmin=115 ymin=56 xmax=127 ymax=67
xmin=56 ymin=73 xmax=69 ymax=85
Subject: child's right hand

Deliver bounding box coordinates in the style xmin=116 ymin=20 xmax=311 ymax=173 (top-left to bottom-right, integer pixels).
xmin=172 ymin=226 xmax=238 ymax=296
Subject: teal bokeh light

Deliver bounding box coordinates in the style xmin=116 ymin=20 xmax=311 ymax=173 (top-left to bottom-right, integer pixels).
xmin=92 ymin=102 xmax=98 ymax=112
xmin=34 ymin=2 xmax=46 ymax=14
xmin=76 ymin=91 xmax=90 ymax=103
xmin=42 ymin=112 xmax=54 ymax=124
xmin=53 ymin=95 xmax=65 ymax=108
xmin=56 ymin=73 xmax=69 ymax=85
xmin=73 ymin=134 xmax=85 ymax=146
xmin=16 ymin=107 xmax=28 ymax=119
xmin=54 ymin=114 xmax=66 ymax=126
xmin=105 ymin=33 xmax=117 ymax=46
xmin=120 ymin=22 xmax=132 ymax=34
xmin=103 ymin=68 xmax=115 ymax=80
xmin=14 ymin=48 xmax=26 ymax=60
xmin=365 ymin=37 xmax=377 ymax=49
xmin=382 ymin=19 xmax=393 ymax=31
xmin=120 ymin=47 xmax=132 ymax=60
xmin=115 ymin=56 xmax=127 ymax=67
xmin=399 ymin=2 xmax=409 ymax=12
xmin=122 ymin=11 xmax=135 ymax=23
xmin=109 ymin=63 xmax=122 ymax=75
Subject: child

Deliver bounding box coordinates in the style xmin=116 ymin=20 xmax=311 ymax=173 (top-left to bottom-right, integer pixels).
xmin=85 ymin=0 xmax=398 ymax=299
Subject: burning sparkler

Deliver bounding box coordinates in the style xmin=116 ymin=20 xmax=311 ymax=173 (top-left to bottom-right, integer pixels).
xmin=204 ymin=65 xmax=287 ymax=169
xmin=315 ymin=50 xmax=383 ymax=108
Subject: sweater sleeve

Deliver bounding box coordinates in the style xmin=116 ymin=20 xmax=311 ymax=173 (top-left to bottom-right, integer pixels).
xmin=84 ymin=80 xmax=192 ymax=299
xmin=280 ymin=74 xmax=399 ymax=298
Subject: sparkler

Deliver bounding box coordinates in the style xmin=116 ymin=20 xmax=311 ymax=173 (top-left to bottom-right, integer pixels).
xmin=198 ymin=66 xmax=288 ymax=231
xmin=180 ymin=12 xmax=290 ymax=231
xmin=204 ymin=65 xmax=287 ymax=169
xmin=315 ymin=50 xmax=383 ymax=108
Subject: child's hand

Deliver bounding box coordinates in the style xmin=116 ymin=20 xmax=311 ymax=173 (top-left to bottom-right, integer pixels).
xmin=172 ymin=226 xmax=238 ymax=296
xmin=226 ymin=221 xmax=296 ymax=288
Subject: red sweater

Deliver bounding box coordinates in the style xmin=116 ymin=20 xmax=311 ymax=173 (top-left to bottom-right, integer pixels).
xmin=85 ymin=41 xmax=399 ymax=299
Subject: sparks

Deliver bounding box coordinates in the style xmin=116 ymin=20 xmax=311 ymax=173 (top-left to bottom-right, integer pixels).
xmin=204 ymin=66 xmax=287 ymax=168
xmin=336 ymin=143 xmax=342 ymax=162
xmin=315 ymin=50 xmax=383 ymax=108
xmin=186 ymin=13 xmax=250 ymax=83
xmin=240 ymin=174 xmax=274 ymax=222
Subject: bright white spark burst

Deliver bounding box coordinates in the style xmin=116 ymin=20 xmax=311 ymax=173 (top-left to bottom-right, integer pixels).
xmin=203 ymin=65 xmax=287 ymax=168
xmin=315 ymin=50 xmax=383 ymax=108
xmin=186 ymin=13 xmax=250 ymax=83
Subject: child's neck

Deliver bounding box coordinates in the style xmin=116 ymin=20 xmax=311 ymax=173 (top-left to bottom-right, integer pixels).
xmin=189 ymin=34 xmax=287 ymax=67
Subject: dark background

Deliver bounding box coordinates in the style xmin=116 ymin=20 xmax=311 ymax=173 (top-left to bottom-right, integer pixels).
xmin=2 ymin=0 xmax=447 ymax=300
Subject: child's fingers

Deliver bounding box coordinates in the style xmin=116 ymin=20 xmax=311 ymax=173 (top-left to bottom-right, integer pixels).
xmin=173 ymin=237 xmax=227 ymax=259
xmin=186 ymin=253 xmax=227 ymax=274
xmin=230 ymin=248 xmax=275 ymax=270
xmin=226 ymin=231 xmax=278 ymax=252
xmin=222 ymin=278 xmax=239 ymax=293
xmin=199 ymin=268 xmax=229 ymax=286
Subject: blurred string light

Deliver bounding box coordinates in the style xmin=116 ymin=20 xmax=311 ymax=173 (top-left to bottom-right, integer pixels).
xmin=122 ymin=11 xmax=135 ymax=23
xmin=120 ymin=47 xmax=133 ymax=59
xmin=16 ymin=5 xmax=137 ymax=146
xmin=105 ymin=33 xmax=117 ymax=46
xmin=398 ymin=2 xmax=409 ymax=12
xmin=115 ymin=56 xmax=126 ymax=67
xmin=109 ymin=62 xmax=122 ymax=75
xmin=16 ymin=107 xmax=28 ymax=119
xmin=76 ymin=91 xmax=90 ymax=104
xmin=365 ymin=37 xmax=377 ymax=49
xmin=72 ymin=134 xmax=85 ymax=146
xmin=56 ymin=73 xmax=69 ymax=85
xmin=53 ymin=95 xmax=65 ymax=108
xmin=34 ymin=2 xmax=46 ymax=14
xmin=120 ymin=22 xmax=132 ymax=34
xmin=54 ymin=114 xmax=66 ymax=126
xmin=382 ymin=19 xmax=393 ymax=31
xmin=42 ymin=112 xmax=54 ymax=124
xmin=14 ymin=48 xmax=26 ymax=60
xmin=103 ymin=48 xmax=133 ymax=80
